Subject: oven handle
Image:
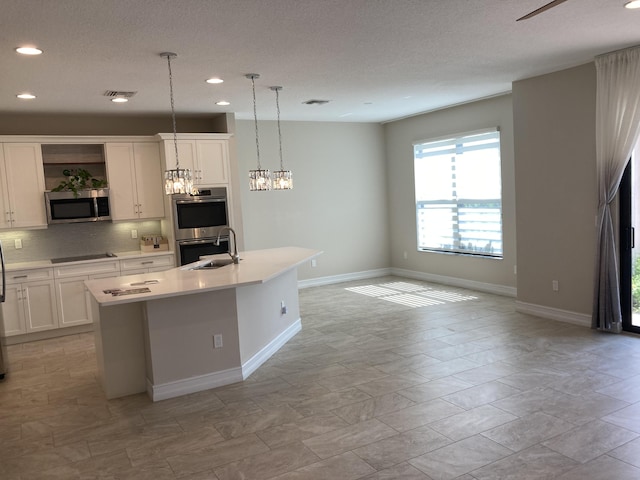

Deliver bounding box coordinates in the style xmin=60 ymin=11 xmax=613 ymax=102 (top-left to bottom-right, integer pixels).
xmin=177 ymin=237 xmax=228 ymax=246
xmin=174 ymin=198 xmax=226 ymax=205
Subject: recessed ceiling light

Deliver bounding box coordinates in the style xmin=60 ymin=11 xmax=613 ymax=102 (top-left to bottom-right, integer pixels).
xmin=206 ymin=78 xmax=224 ymax=84
xmin=625 ymin=0 xmax=640 ymax=8
xmin=111 ymin=97 xmax=129 ymax=103
xmin=216 ymin=100 xmax=230 ymax=106
xmin=17 ymin=93 xmax=36 ymax=99
xmin=15 ymin=46 xmax=43 ymax=55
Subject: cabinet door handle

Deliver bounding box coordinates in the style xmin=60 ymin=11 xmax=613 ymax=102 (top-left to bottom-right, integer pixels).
xmin=12 ymin=275 xmax=28 ymax=279
xmin=141 ymin=261 xmax=153 ymax=265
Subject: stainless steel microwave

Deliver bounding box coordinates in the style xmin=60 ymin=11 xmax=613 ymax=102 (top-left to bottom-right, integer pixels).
xmin=45 ymin=189 xmax=111 ymax=224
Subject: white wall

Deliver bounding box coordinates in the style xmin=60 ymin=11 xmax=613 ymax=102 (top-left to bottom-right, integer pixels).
xmin=235 ymin=120 xmax=390 ymax=281
xmin=384 ymin=95 xmax=517 ymax=292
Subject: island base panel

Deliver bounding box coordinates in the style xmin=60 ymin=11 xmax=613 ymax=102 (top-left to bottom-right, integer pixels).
xmin=144 ymin=288 xmax=242 ymax=386
xmin=93 ymin=299 xmax=147 ymax=399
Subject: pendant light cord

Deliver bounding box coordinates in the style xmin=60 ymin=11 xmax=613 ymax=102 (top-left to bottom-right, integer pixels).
xmin=275 ymin=87 xmax=284 ymax=170
xmin=250 ymin=75 xmax=261 ymax=170
xmin=165 ymin=53 xmax=180 ymax=170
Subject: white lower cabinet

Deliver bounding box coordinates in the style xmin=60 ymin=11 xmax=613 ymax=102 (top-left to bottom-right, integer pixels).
xmin=1 ymin=254 xmax=176 ymax=338
xmin=0 ymin=268 xmax=58 ymax=336
xmin=54 ymin=261 xmax=120 ymax=328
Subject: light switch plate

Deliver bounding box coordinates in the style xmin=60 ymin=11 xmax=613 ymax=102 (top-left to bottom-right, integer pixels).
xmin=14 ymin=238 xmax=22 ymax=249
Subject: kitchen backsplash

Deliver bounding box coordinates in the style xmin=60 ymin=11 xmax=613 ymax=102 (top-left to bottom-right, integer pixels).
xmin=0 ymin=220 xmax=163 ymax=263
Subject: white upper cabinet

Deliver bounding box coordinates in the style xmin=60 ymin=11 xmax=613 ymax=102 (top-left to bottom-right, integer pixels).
xmin=0 ymin=143 xmax=47 ymax=229
xmin=159 ymin=134 xmax=231 ymax=187
xmin=106 ymin=142 xmax=165 ymax=221
xmin=196 ymin=140 xmax=229 ymax=185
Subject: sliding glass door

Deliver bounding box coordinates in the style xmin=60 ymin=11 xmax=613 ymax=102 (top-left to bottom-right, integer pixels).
xmin=620 ymin=153 xmax=640 ymax=333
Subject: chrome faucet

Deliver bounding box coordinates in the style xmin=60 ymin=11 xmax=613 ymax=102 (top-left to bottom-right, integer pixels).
xmin=215 ymin=227 xmax=240 ymax=264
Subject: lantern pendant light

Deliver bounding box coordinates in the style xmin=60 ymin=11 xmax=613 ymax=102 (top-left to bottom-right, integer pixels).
xmin=161 ymin=52 xmax=193 ymax=195
xmin=247 ymin=73 xmax=271 ymax=191
xmin=270 ymin=86 xmax=293 ymax=190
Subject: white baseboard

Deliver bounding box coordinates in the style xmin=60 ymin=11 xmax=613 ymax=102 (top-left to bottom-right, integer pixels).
xmin=390 ymin=267 xmax=517 ymax=297
xmin=148 ymin=367 xmax=243 ymax=402
xmin=2 ymin=324 xmax=94 ymax=346
xmin=515 ymin=301 xmax=591 ymax=328
xmin=298 ymin=268 xmax=392 ymax=289
xmin=241 ymin=319 xmax=302 ymax=379
xmin=147 ymin=319 xmax=302 ymax=401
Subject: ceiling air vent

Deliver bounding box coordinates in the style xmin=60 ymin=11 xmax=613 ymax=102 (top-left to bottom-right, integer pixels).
xmin=302 ymin=99 xmax=330 ymax=105
xmin=103 ymin=90 xmax=137 ymax=99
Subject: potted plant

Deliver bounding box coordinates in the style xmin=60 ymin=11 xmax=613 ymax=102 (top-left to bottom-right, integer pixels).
xmin=51 ymin=168 xmax=108 ymax=197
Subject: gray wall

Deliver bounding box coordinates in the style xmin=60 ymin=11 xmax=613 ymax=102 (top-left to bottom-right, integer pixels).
xmin=384 ymin=95 xmax=517 ymax=290
xmin=235 ymin=120 xmax=390 ymax=281
xmin=513 ymin=63 xmax=597 ymax=314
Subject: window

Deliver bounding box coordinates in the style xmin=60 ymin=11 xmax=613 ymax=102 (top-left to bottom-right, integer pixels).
xmin=413 ymin=128 xmax=503 ymax=258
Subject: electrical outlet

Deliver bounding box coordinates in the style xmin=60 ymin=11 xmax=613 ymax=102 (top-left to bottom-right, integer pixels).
xmin=403 ymin=251 xmax=408 ymax=260
xmin=213 ymin=334 xmax=223 ymax=348
xmin=514 ymin=265 xmax=517 ymax=275
xmin=311 ymin=259 xmax=317 ymax=267
xmin=131 ymin=229 xmax=138 ymax=239
xmin=280 ymin=300 xmax=287 ymax=315
xmin=552 ymin=280 xmax=559 ymax=292
xmin=14 ymin=238 xmax=22 ymax=249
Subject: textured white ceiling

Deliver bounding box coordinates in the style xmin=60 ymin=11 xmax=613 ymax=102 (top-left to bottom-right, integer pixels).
xmin=1 ymin=0 xmax=638 ymax=123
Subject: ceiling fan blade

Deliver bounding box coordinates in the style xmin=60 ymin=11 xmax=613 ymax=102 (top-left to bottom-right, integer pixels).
xmin=517 ymin=0 xmax=570 ymax=21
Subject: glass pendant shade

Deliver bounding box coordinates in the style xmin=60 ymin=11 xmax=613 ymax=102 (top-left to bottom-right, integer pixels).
xmin=272 ymin=170 xmax=293 ymax=190
xmin=164 ymin=168 xmax=193 ymax=195
xmin=249 ymin=169 xmax=272 ymax=191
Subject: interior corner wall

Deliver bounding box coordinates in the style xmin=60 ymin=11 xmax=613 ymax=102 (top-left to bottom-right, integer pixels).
xmin=513 ymin=62 xmax=597 ymax=315
xmin=383 ymin=95 xmax=517 ymax=291
xmin=235 ymin=120 xmax=390 ymax=281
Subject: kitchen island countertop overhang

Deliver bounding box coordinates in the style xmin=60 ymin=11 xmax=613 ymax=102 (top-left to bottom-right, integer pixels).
xmin=85 ymin=246 xmax=321 ymax=306
xmin=86 ymin=246 xmax=322 ymax=401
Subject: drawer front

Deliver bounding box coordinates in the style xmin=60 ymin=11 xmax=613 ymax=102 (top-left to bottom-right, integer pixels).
xmin=54 ymin=260 xmax=120 ymax=278
xmin=120 ymin=255 xmax=174 ymax=271
xmin=6 ymin=268 xmax=53 ymax=284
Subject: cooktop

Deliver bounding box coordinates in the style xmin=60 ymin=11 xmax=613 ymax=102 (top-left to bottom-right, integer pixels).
xmin=51 ymin=252 xmax=117 ymax=264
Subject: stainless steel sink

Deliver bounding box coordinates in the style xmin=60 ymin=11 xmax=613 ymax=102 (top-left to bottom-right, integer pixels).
xmin=192 ymin=258 xmax=236 ymax=270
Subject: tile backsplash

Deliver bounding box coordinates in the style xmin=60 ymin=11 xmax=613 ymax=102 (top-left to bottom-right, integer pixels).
xmin=0 ymin=220 xmax=163 ymax=264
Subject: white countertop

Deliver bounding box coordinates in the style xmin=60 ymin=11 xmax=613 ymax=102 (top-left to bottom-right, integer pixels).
xmin=4 ymin=250 xmax=174 ymax=271
xmin=85 ymin=247 xmax=322 ymax=306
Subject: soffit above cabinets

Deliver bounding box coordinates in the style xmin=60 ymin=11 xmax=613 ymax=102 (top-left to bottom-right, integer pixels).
xmin=41 ymin=144 xmax=105 ymax=165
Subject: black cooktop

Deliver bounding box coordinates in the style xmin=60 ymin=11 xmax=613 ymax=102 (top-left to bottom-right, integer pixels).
xmin=51 ymin=253 xmax=117 ymax=264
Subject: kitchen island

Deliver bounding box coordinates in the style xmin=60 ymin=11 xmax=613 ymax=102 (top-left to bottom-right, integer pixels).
xmin=85 ymin=247 xmax=321 ymax=401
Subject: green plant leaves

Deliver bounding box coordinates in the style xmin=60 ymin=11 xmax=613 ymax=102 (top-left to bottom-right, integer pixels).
xmin=52 ymin=168 xmax=108 ymax=197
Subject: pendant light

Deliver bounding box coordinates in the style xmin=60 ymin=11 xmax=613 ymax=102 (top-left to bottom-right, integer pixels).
xmin=270 ymin=86 xmax=293 ymax=190
xmin=161 ymin=52 xmax=193 ymax=195
xmin=247 ymin=73 xmax=271 ymax=191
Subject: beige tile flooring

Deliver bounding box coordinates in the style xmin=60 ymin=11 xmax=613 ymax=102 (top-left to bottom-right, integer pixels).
xmin=2 ymin=276 xmax=640 ymax=479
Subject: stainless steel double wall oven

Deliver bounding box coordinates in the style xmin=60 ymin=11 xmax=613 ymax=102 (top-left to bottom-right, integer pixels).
xmin=172 ymin=187 xmax=230 ymax=266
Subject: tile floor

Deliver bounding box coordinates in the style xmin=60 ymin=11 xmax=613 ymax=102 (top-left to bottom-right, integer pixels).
xmin=2 ymin=276 xmax=640 ymax=479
